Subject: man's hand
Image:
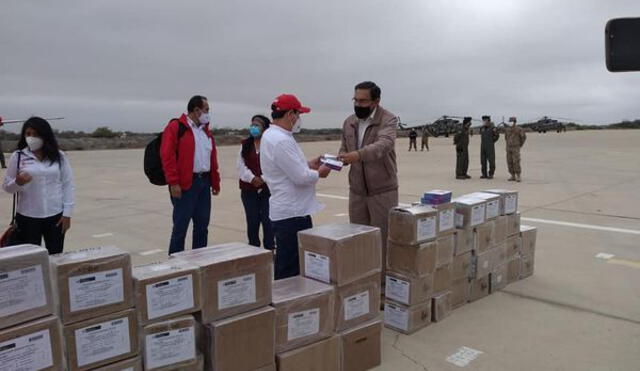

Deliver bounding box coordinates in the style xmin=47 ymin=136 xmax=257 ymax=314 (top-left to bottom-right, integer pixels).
xmin=15 ymin=172 xmax=32 ymax=186
xmin=318 ymin=164 xmax=331 ymax=178
xmin=212 ymin=188 xmax=220 ymax=196
xmin=169 ymin=184 xmax=182 ymax=199
xmin=57 ymin=216 xmax=71 ymax=233
xmin=308 ymin=156 xmax=321 ymax=170
xmin=338 ymin=151 xmax=360 ymax=165
xmin=251 ymin=176 xmax=265 ymax=187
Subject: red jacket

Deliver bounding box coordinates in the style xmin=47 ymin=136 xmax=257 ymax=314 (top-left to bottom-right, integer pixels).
xmin=160 ymin=114 xmax=220 ymax=192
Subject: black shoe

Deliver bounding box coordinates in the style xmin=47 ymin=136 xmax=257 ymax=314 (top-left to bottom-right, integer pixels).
xmin=480 ymin=175 xmax=488 ymax=179
xmin=465 ymin=175 xmax=471 ymax=179
xmin=487 ymin=176 xmax=494 ymax=179
xmin=456 ymin=176 xmax=466 ymax=179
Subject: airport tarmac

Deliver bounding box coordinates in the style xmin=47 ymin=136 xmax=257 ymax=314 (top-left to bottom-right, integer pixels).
xmin=1 ymin=129 xmax=639 ymax=370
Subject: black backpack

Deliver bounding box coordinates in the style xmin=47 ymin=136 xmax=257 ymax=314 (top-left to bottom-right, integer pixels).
xmin=144 ymin=119 xmax=187 ymax=185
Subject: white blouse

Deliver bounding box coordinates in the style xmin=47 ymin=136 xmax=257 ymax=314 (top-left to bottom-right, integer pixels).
xmin=3 ymin=149 xmax=76 ymax=218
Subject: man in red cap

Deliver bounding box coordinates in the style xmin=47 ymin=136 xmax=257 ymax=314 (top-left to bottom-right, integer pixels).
xmin=260 ymin=94 xmax=331 ymax=279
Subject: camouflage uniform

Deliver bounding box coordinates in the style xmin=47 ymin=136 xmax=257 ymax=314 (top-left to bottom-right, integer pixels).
xmin=505 ymin=125 xmax=526 ymax=180
xmin=421 ymin=128 xmax=429 ymax=151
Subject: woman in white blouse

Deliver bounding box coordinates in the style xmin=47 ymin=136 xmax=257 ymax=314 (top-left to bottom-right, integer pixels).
xmin=2 ymin=117 xmax=75 ymax=254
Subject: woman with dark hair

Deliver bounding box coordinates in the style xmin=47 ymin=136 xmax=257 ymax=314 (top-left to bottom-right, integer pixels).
xmin=2 ymin=116 xmax=75 ymax=254
xmin=236 ymin=114 xmax=274 ymax=250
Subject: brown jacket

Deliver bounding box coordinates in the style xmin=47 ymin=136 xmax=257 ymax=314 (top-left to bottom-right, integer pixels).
xmin=339 ymin=106 xmax=398 ymax=196
xmin=505 ymin=125 xmax=527 ymax=148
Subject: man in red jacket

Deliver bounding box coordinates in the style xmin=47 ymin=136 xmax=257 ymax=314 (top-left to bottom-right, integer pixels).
xmin=161 ymin=95 xmax=221 ymax=254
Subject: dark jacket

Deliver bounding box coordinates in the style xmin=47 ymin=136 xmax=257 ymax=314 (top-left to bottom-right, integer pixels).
xmin=480 ymin=124 xmax=500 ymax=149
xmin=454 ymin=127 xmax=470 ymax=151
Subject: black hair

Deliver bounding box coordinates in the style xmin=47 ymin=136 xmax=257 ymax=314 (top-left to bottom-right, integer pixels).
xmin=354 ymin=81 xmax=381 ymax=101
xmin=463 ymin=117 xmax=472 ymax=124
xmin=241 ymin=115 xmax=271 ymax=157
xmin=270 ymin=104 xmax=297 ymax=120
xmin=16 ymin=116 xmax=62 ymax=165
xmin=187 ymin=95 xmax=208 ymax=113
xmin=482 ymin=115 xmax=490 ymax=121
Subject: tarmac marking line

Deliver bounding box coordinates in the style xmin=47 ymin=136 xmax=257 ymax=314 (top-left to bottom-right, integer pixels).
xmin=521 ymin=217 xmax=640 ymax=235
xmin=139 ymin=249 xmax=163 ymax=256
xmin=607 ymin=258 xmax=640 ymax=269
xmin=595 ymin=253 xmax=615 ymax=260
xmin=317 ymin=193 xmax=411 ymax=207
xmin=334 ymin=213 xmax=348 ymax=217
xmin=92 ymin=232 xmax=113 ymax=238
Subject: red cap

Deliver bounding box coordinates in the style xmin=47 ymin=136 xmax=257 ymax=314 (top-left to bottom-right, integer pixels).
xmin=272 ymin=94 xmax=311 ymax=113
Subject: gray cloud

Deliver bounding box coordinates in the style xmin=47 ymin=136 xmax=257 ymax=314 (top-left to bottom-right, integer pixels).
xmin=1 ymin=0 xmax=639 ymax=132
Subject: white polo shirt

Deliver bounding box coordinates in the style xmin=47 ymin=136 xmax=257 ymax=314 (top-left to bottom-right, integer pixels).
xmin=260 ymin=125 xmax=323 ymax=221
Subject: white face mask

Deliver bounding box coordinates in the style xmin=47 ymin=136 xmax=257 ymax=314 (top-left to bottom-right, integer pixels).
xmin=292 ymin=116 xmax=302 ymax=133
xmin=199 ymin=112 xmax=210 ymax=125
xmin=26 ymin=136 xmax=44 ymax=151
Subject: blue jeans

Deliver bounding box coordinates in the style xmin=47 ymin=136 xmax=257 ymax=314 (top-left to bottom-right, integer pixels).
xmin=272 ymin=215 xmax=313 ymax=280
xmin=241 ymin=189 xmax=274 ymax=250
xmin=169 ymin=175 xmax=211 ymax=255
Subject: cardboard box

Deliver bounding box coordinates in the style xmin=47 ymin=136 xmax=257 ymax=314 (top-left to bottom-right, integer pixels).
xmin=388 ymin=205 xmax=438 ymax=244
xmin=451 ymin=251 xmax=472 ymax=280
xmin=0 ymin=315 xmax=64 ymax=371
xmin=141 ymin=315 xmax=197 ymax=371
xmin=473 ymin=221 xmax=495 ymax=253
xmin=50 ymin=246 xmax=133 ymax=325
xmin=171 ymin=243 xmax=272 ymax=323
xmin=433 ymin=263 xmax=452 ymax=295
xmin=254 ymin=364 xmax=276 ymax=371
xmin=520 ymin=225 xmax=538 ymax=258
xmin=421 ymin=190 xmax=453 ymax=205
xmin=450 ymin=278 xmax=470 ymax=309
xmin=92 ymin=356 xmax=143 ymax=371
xmin=385 ymin=271 xmax=433 ymax=306
xmin=384 ymin=300 xmax=430 ymax=334
xmin=505 ymin=235 xmax=522 ymax=260
xmin=521 ymin=255 xmax=535 ymax=279
xmin=435 ymin=234 xmax=455 ymax=267
xmin=490 ymin=265 xmax=508 ymax=293
xmin=431 ymin=291 xmax=451 ymax=322
xmin=493 ymin=215 xmax=508 ymax=244
xmin=471 ymin=249 xmax=495 ymax=279
xmin=133 ymin=260 xmax=202 ymax=325
xmin=453 ymin=198 xmax=486 ymax=229
xmin=494 ymin=243 xmax=508 ymax=268
xmin=339 ymin=319 xmax=382 ymax=371
xmin=205 ymin=306 xmax=275 ymax=371
xmin=64 ymin=309 xmax=138 ymax=370
xmin=454 ymin=229 xmax=473 ymax=256
xmin=334 ymin=273 xmax=380 ymax=331
xmin=0 ymin=244 xmax=54 ymax=330
xmin=506 ymin=212 xmax=522 ymax=237
xmin=276 ymin=335 xmax=339 ymax=371
xmin=298 ymin=223 xmax=382 ymax=286
xmin=507 ymin=257 xmax=522 ymax=284
xmin=386 ymin=240 xmax=436 ymax=276
xmin=271 ymin=276 xmax=334 ymax=353
xmin=431 ymin=202 xmax=456 ymax=236
xmin=468 ymin=276 xmax=490 ymax=302
xmin=484 ymin=189 xmax=519 ymax=215
xmin=466 ymin=192 xmax=501 ymax=220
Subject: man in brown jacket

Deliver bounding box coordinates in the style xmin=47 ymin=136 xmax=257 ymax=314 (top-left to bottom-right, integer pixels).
xmin=338 ymin=81 xmax=398 ymax=281
xmin=505 ymin=116 xmax=527 ymax=182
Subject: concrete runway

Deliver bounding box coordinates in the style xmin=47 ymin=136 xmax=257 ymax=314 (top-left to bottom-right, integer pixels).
xmin=1 ymin=129 xmax=639 ymax=370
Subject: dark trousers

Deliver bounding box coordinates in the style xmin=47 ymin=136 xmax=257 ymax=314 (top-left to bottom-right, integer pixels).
xmin=241 ymin=189 xmax=274 ymax=250
xmin=480 ymin=147 xmax=496 ymax=177
xmin=169 ymin=175 xmax=211 ymax=255
xmin=15 ymin=212 xmax=65 ymax=254
xmin=272 ymin=215 xmax=312 ymax=280
xmin=409 ymin=138 xmax=417 ymax=151
xmin=456 ymin=148 xmax=469 ymax=176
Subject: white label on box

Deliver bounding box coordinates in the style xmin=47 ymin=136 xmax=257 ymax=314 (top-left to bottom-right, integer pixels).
xmin=505 ymin=195 xmax=517 ymax=214
xmin=68 ymin=268 xmax=124 ymax=312
xmin=496 ymin=274 xmax=503 ymax=283
xmin=75 ymin=317 xmax=131 ymax=367
xmin=0 ymin=329 xmax=53 ymax=370
xmin=217 ymin=274 xmax=256 ymax=310
xmin=149 ymin=264 xmax=171 ymax=272
xmin=146 ymin=274 xmax=194 ymax=320
xmin=304 ymin=251 xmax=331 ymax=283
xmin=343 ymin=291 xmax=370 ymax=321
xmin=384 ymin=303 xmax=409 ymax=332
xmin=0 ymin=264 xmax=47 ymax=317
xmin=287 ymin=308 xmax=320 ymax=341
xmin=385 ymin=276 xmax=410 ymax=305
xmin=471 ymin=205 xmax=485 ymax=226
xmin=455 ymin=213 xmax=464 ymax=228
xmin=439 ymin=209 xmax=454 ymax=232
xmin=144 ymin=326 xmax=195 ymax=370
xmin=446 ymin=346 xmax=483 ymax=367
xmin=486 ymin=200 xmax=499 ymax=219
xmin=417 ymin=216 xmax=436 ymax=241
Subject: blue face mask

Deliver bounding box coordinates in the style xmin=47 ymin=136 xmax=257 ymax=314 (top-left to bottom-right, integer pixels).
xmin=249 ymin=125 xmax=262 ymax=138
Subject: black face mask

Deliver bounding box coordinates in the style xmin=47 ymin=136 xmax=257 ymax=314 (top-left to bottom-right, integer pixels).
xmin=354 ymin=105 xmax=372 ymax=119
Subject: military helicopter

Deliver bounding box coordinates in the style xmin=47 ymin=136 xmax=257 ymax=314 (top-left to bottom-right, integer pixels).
xmin=521 ymin=116 xmax=571 ymax=133
xmin=397 ymin=115 xmax=478 ymax=137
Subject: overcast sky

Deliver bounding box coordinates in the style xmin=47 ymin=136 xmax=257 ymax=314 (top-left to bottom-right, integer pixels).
xmin=1 ymin=0 xmax=639 ymax=132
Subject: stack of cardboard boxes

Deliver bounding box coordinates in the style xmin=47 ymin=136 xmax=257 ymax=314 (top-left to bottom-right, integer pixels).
xmin=297 ymin=223 xmax=383 ymax=371
xmin=171 ymin=243 xmax=275 ymax=371
xmin=50 ymin=246 xmax=140 ymax=370
xmin=0 ymin=244 xmax=65 ymax=370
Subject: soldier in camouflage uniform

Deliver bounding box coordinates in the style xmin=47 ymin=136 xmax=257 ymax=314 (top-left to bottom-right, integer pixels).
xmin=505 ymin=117 xmax=527 ymax=182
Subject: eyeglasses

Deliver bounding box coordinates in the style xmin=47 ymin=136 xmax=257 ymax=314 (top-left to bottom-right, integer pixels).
xmin=352 ymin=98 xmax=372 ymax=105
